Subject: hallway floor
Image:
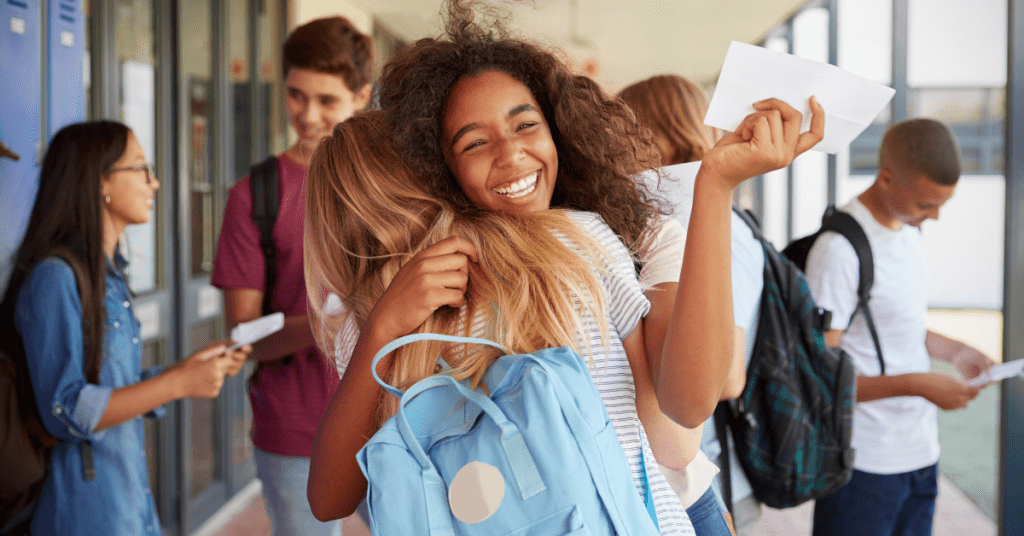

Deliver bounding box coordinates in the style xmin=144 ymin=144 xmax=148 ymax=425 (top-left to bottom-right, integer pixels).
xmin=206 ymin=472 xmax=994 ymax=536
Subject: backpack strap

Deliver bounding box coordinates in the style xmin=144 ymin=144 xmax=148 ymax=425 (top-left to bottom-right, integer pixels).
xmin=713 ymin=401 xmax=734 ymax=515
xmin=249 ymin=157 xmax=296 ymax=368
xmin=732 ymin=206 xmax=763 ymax=242
xmin=820 ymin=208 xmax=886 ymax=375
xmin=48 ymin=248 xmax=98 ymax=481
xmin=370 ymin=333 xmax=509 ymax=399
xmin=250 ymin=156 xmax=279 ymax=317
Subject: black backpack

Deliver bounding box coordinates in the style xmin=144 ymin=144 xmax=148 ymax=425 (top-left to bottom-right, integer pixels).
xmin=248 ymin=157 xmax=293 ymax=367
xmin=714 ymin=208 xmax=857 ymax=510
xmin=781 ymin=205 xmax=885 ymax=374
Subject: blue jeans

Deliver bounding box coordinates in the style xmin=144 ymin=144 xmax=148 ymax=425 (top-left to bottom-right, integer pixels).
xmin=254 ymin=447 xmax=341 ymax=536
xmin=812 ymin=464 xmax=938 ymax=536
xmin=686 ymin=486 xmax=733 ymax=536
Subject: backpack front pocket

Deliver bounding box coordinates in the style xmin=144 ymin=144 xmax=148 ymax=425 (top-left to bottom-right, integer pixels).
xmin=499 ymin=505 xmax=591 ymax=536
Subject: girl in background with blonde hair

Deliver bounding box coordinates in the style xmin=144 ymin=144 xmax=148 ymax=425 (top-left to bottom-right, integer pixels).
xmin=619 ymin=74 xmax=718 ymax=166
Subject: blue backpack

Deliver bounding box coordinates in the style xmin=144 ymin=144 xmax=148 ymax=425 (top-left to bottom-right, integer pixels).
xmin=357 ymin=333 xmax=661 ymax=535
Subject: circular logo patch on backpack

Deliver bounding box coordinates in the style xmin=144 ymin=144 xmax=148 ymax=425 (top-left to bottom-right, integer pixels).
xmin=448 ymin=461 xmax=505 ymax=524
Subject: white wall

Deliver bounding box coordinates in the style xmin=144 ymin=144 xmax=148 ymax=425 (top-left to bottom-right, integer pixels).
xmin=838 ymin=0 xmax=891 ymax=85
xmin=290 ymin=0 xmax=372 ymax=33
xmin=908 ymin=0 xmax=1007 ymax=87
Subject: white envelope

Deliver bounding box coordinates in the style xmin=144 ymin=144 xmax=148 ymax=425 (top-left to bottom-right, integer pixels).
xmin=229 ymin=312 xmax=285 ymax=350
xmin=704 ymin=41 xmax=895 ymax=154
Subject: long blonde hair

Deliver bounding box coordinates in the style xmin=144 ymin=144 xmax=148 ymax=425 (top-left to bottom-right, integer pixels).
xmin=618 ymin=74 xmax=718 ymax=165
xmin=305 ymin=111 xmax=611 ymax=423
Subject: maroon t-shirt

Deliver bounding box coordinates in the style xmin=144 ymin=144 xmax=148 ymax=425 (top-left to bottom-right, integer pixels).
xmin=211 ymin=154 xmax=340 ymax=457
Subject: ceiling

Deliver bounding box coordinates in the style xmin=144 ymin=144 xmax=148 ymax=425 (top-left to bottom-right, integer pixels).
xmin=350 ymin=0 xmax=809 ymax=92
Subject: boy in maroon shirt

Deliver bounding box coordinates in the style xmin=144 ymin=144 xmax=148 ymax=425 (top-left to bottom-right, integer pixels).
xmin=211 ymin=16 xmax=373 ymax=536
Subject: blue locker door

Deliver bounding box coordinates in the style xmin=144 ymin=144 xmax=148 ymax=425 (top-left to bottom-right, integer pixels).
xmin=47 ymin=0 xmax=83 ymax=136
xmin=0 ymin=0 xmax=42 ymax=293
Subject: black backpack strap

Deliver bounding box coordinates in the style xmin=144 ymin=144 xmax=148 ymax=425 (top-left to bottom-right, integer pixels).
xmin=713 ymin=401 xmax=734 ymax=515
xmin=250 ymin=156 xmax=279 ymax=316
xmin=732 ymin=206 xmax=763 ymax=241
xmin=821 ymin=209 xmax=886 ymax=375
xmin=248 ymin=157 xmax=295 ymax=368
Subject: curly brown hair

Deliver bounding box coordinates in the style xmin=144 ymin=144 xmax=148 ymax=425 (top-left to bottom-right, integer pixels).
xmin=378 ymin=0 xmax=664 ymax=251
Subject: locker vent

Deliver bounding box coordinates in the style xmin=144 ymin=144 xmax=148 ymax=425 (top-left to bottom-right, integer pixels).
xmin=58 ymin=0 xmax=77 ymax=24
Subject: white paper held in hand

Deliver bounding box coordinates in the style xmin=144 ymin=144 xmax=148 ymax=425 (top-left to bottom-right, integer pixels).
xmin=965 ymin=359 xmax=1024 ymax=388
xmin=704 ymin=41 xmax=895 ymax=154
xmin=229 ymin=312 xmax=285 ymax=350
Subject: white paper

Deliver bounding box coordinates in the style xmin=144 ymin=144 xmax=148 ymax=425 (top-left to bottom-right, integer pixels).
xmin=637 ymin=161 xmax=701 ymax=227
xmin=230 ymin=312 xmax=285 ymax=349
xmin=704 ymin=41 xmax=895 ymax=154
xmin=965 ymin=359 xmax=1024 ymax=388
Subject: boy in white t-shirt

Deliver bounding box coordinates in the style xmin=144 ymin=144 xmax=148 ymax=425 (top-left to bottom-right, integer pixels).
xmin=806 ymin=118 xmax=995 ymax=536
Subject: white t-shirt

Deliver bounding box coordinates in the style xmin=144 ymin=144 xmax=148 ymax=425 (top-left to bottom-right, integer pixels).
xmin=336 ymin=211 xmax=694 ymax=535
xmin=804 ymin=197 xmax=939 ymax=475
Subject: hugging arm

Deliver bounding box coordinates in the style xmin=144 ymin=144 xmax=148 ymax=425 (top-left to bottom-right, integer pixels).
xmin=307 ymin=237 xmax=478 ymax=520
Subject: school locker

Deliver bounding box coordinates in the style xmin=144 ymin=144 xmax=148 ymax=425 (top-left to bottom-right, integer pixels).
xmin=0 ymin=0 xmax=42 ymax=294
xmin=47 ymin=0 xmax=84 ymax=136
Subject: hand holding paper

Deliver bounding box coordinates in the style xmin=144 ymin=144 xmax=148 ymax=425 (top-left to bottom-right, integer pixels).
xmin=965 ymin=359 xmax=1024 ymax=388
xmin=705 ymin=41 xmax=895 ymax=154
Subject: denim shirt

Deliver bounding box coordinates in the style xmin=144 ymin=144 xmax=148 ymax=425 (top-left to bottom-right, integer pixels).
xmin=14 ymin=253 xmax=164 ymax=536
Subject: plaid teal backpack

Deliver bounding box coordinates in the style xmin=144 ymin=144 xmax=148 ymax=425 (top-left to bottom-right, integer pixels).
xmin=716 ymin=208 xmax=857 ymax=509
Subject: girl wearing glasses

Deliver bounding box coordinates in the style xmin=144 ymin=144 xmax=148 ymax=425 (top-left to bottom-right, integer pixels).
xmin=0 ymin=120 xmax=251 ymax=536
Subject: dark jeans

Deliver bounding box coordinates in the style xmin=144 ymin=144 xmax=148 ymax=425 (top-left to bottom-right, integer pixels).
xmin=812 ymin=464 xmax=939 ymax=536
xmin=686 ymin=486 xmax=733 ymax=536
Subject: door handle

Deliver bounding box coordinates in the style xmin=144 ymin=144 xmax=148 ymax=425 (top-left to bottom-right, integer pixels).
xmin=0 ymin=141 xmax=20 ymax=161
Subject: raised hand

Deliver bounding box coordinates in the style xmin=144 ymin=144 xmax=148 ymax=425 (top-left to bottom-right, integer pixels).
xmin=364 ymin=236 xmax=479 ymax=342
xmin=702 ymin=96 xmax=825 ymax=190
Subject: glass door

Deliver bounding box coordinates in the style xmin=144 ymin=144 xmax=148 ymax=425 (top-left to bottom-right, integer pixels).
xmin=177 ymin=0 xmax=229 ymax=530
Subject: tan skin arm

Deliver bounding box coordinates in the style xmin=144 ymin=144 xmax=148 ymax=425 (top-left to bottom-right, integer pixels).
xmin=721 ymin=326 xmax=748 ymax=401
xmin=625 ymin=321 xmax=703 ymax=470
xmin=222 ymin=287 xmax=317 ymax=363
xmin=925 ymin=329 xmax=995 ymax=379
xmin=96 ymin=341 xmax=249 ymax=431
xmin=307 ymin=323 xmax=394 ymax=520
xmin=825 ymin=328 xmax=981 ymax=409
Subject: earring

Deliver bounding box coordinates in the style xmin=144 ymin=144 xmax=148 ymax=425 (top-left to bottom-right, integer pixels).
xmin=105 ymin=196 xmax=111 ymax=204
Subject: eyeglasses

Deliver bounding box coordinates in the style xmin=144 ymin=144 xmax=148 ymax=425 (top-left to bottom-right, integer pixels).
xmin=109 ymin=163 xmax=157 ymax=184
